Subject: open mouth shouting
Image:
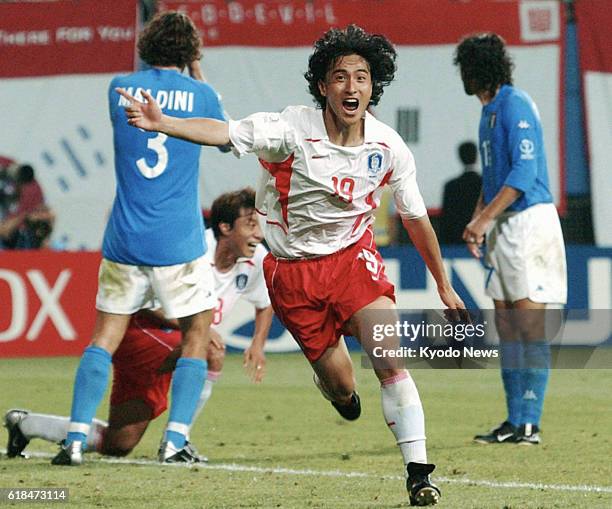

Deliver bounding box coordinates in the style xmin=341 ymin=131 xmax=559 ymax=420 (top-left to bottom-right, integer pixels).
xmin=342 ymin=98 xmax=360 ymax=113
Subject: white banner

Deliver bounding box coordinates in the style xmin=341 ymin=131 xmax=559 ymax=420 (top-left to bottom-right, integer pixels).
xmin=584 ymin=72 xmax=612 ymax=246
xmin=1 ymin=75 xmax=115 ymax=249
xmin=576 ymin=0 xmax=612 ymax=246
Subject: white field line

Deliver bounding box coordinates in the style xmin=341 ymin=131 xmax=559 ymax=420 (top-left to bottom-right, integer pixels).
xmin=3 ymin=449 xmax=612 ymax=495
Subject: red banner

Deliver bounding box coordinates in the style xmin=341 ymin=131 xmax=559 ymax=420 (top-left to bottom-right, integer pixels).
xmin=159 ymin=0 xmax=561 ymax=47
xmin=0 ymin=251 xmax=100 ymax=357
xmin=576 ymin=0 xmax=612 ymax=73
xmin=576 ymin=0 xmax=612 ymax=245
xmin=0 ymin=0 xmax=138 ymax=78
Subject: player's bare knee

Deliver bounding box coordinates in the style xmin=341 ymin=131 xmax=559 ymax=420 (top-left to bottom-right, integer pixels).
xmin=103 ymin=445 xmax=133 ymax=457
xmin=100 ymin=437 xmax=135 ymax=457
xmin=518 ymin=326 xmax=545 ymax=342
xmin=324 ymin=375 xmax=355 ymax=401
xmin=180 ymin=312 xmax=211 ymax=338
xmin=494 ymin=316 xmax=519 ymax=341
xmin=101 ymin=426 xmax=143 ymax=457
xmin=375 ymin=367 xmax=405 ymax=383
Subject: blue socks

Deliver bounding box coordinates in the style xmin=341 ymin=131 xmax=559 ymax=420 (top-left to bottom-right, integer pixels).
xmin=164 ymin=358 xmax=207 ymax=449
xmin=521 ymin=341 xmax=550 ymax=426
xmin=499 ymin=341 xmax=524 ymax=427
xmin=500 ymin=340 xmax=551 ymax=428
xmin=67 ymin=346 xmax=112 ymax=445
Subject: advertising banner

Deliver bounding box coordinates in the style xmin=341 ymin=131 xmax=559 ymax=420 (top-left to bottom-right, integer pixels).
xmin=1 ymin=247 xmax=609 ymax=358
xmin=0 ymin=0 xmax=138 ymax=78
xmin=0 ymin=251 xmax=100 ymax=357
xmin=161 ymin=0 xmax=565 ymax=213
xmin=1 ymin=0 xmax=565 ymax=249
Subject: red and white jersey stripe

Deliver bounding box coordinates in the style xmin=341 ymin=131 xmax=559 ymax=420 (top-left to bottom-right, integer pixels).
xmin=229 ymin=106 xmax=426 ymax=259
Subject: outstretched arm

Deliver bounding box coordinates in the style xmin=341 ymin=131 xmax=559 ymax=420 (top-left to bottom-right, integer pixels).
xmin=116 ymin=88 xmax=231 ymax=146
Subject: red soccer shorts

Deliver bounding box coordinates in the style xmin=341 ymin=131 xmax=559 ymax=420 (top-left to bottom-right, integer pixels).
xmin=263 ymin=230 xmax=395 ymax=362
xmin=111 ymin=314 xmax=181 ymax=419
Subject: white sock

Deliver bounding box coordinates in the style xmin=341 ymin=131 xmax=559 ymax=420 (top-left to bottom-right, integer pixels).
xmin=19 ymin=412 xmax=107 ymax=451
xmin=380 ymin=371 xmax=427 ymax=465
xmin=88 ymin=419 xmax=108 ymax=451
xmin=187 ymin=371 xmax=220 ymax=438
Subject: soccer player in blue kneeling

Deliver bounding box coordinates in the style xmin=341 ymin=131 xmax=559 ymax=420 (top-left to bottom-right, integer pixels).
xmin=51 ymin=11 xmax=227 ymax=465
xmin=454 ymin=33 xmax=567 ymax=445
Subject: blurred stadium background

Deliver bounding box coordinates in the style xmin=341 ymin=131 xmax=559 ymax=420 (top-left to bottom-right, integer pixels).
xmin=1 ymin=1 xmax=611 ymax=507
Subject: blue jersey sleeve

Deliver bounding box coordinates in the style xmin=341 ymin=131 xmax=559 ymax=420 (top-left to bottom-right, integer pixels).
xmin=198 ymin=82 xmax=227 ymax=121
xmin=502 ymin=94 xmax=540 ymax=194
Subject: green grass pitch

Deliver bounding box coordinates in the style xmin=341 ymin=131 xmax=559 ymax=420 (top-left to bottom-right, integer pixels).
xmin=1 ymin=354 xmax=611 ymax=508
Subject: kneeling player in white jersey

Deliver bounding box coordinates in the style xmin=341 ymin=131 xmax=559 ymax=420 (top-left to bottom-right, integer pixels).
xmin=117 ymin=25 xmax=469 ymax=506
xmin=4 ymin=188 xmax=273 ymax=461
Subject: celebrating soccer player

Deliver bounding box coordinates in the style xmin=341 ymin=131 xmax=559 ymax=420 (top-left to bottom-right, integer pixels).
xmin=116 ymin=25 xmax=471 ymax=506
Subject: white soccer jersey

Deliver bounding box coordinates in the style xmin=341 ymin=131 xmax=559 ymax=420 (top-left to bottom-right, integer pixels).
xmin=229 ymin=105 xmax=427 ymax=258
xmin=203 ymin=229 xmax=271 ymax=327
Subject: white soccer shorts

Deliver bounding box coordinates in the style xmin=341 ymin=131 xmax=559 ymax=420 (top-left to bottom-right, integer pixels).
xmin=485 ymin=203 xmax=567 ymax=304
xmin=95 ymin=255 xmax=217 ymax=318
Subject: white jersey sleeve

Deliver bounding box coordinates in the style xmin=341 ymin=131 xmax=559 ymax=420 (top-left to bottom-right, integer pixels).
xmin=387 ymin=137 xmax=427 ymax=219
xmin=229 ymin=109 xmax=297 ymax=163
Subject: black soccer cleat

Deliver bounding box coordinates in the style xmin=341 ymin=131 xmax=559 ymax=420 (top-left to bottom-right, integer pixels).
xmin=473 ymin=421 xmax=517 ymax=444
xmin=407 ymin=462 xmax=441 ymax=506
xmin=51 ymin=440 xmax=83 ymax=466
xmin=4 ymin=409 xmax=30 ymax=458
xmin=184 ymin=441 xmax=208 ymax=463
xmin=515 ymin=423 xmax=541 ymax=445
xmin=331 ymin=392 xmax=361 ymax=421
xmin=158 ymin=441 xmax=200 ymax=464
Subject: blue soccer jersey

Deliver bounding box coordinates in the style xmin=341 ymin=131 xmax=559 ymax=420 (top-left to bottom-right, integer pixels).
xmin=103 ymin=68 xmax=225 ymax=265
xmin=479 ymin=85 xmax=553 ymax=211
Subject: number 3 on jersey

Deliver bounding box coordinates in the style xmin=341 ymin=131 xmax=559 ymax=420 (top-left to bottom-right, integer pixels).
xmin=137 ymin=133 xmax=168 ymax=178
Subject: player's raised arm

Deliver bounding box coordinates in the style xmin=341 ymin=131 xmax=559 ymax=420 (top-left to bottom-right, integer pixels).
xmin=116 ymin=87 xmax=231 ymax=147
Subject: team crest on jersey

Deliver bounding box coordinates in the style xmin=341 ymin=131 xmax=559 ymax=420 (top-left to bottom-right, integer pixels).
xmin=519 ymin=139 xmax=535 ymax=160
xmin=367 ymin=152 xmax=383 ymax=178
xmin=235 ymin=273 xmax=248 ymax=290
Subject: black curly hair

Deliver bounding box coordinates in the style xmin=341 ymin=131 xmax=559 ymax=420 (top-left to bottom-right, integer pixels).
xmin=138 ymin=11 xmax=201 ymax=69
xmin=453 ymin=33 xmax=514 ymax=96
xmin=210 ymin=187 xmax=256 ymax=240
xmin=304 ymin=24 xmax=397 ymax=109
